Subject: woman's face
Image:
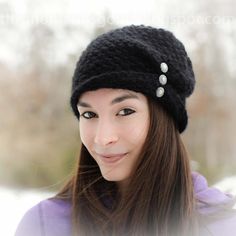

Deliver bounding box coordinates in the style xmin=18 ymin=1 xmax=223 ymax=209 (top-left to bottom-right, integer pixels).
xmin=77 ymin=88 xmax=150 ymax=188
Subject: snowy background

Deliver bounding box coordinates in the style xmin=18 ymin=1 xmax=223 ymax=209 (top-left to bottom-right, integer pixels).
xmin=0 ymin=187 xmax=53 ymax=236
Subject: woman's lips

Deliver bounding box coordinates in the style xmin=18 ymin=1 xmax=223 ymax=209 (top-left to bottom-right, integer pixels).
xmin=98 ymin=153 xmax=128 ymax=164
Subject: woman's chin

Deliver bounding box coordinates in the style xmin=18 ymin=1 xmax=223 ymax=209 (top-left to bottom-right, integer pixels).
xmin=101 ymin=171 xmax=127 ymax=183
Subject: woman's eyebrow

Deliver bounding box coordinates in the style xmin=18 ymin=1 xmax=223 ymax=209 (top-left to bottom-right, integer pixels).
xmin=77 ymin=94 xmax=139 ymax=108
xmin=111 ymin=94 xmax=139 ymax=105
xmin=77 ymin=101 xmax=91 ymax=108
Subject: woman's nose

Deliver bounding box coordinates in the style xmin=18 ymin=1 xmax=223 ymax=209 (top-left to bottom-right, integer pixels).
xmin=94 ymin=119 xmax=119 ymax=146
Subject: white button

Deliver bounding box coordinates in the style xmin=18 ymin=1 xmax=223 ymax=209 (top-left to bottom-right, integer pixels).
xmin=156 ymin=87 xmax=164 ymax=97
xmin=160 ymin=62 xmax=168 ymax=73
xmin=159 ymin=74 xmax=167 ymax=85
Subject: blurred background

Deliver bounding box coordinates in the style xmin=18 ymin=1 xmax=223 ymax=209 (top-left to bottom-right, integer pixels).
xmin=0 ymin=0 xmax=236 ymax=235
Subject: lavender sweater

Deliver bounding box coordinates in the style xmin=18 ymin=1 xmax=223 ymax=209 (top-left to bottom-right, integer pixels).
xmin=15 ymin=172 xmax=236 ymax=236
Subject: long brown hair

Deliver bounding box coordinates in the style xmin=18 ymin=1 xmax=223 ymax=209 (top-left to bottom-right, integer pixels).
xmin=54 ymin=96 xmax=198 ymax=236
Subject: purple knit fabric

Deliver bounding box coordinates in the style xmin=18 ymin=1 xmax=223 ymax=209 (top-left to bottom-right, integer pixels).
xmin=15 ymin=172 xmax=236 ymax=236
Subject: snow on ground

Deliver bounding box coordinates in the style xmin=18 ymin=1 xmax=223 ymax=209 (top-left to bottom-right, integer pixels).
xmin=1 ymin=176 xmax=236 ymax=236
xmin=214 ymin=176 xmax=236 ymax=196
xmin=0 ymin=186 xmax=54 ymax=236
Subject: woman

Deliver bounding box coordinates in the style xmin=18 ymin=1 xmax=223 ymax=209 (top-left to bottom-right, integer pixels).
xmin=15 ymin=25 xmax=236 ymax=236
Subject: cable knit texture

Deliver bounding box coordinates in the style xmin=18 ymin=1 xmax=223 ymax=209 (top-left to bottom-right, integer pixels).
xmin=70 ymin=24 xmax=195 ymax=133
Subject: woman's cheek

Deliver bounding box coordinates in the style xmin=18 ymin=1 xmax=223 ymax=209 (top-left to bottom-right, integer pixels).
xmin=129 ymin=120 xmax=148 ymax=143
xmin=79 ymin=123 xmax=93 ymax=145
xmin=125 ymin=117 xmax=145 ymax=134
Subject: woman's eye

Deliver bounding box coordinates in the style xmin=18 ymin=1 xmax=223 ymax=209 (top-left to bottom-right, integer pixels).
xmin=80 ymin=111 xmax=96 ymax=119
xmin=118 ymin=108 xmax=135 ymax=116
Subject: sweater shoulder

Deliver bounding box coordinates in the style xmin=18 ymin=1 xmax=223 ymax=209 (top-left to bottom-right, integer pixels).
xmin=202 ymin=210 xmax=236 ymax=236
xmin=14 ymin=198 xmax=72 ymax=236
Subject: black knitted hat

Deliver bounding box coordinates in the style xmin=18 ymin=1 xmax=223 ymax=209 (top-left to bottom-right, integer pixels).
xmin=70 ymin=24 xmax=195 ymax=133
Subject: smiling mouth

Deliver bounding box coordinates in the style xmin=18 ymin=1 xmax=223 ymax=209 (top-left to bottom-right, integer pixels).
xmin=98 ymin=153 xmax=128 ymax=164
